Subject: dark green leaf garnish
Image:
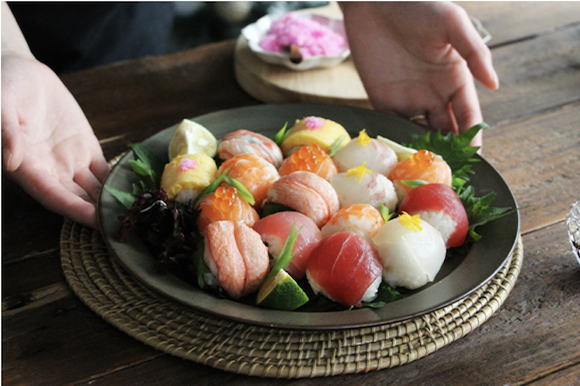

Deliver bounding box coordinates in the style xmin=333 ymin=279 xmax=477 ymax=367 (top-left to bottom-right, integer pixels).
xmin=104 ymin=185 xmax=136 ymax=209
xmin=457 ymin=185 xmax=515 ymax=241
xmin=261 ymin=203 xmax=295 ymax=217
xmin=407 ymin=123 xmax=486 ymax=184
xmin=361 ymin=284 xmax=404 ymax=308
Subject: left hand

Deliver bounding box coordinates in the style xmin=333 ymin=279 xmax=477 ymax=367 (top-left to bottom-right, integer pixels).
xmin=341 ymin=2 xmax=499 ymax=147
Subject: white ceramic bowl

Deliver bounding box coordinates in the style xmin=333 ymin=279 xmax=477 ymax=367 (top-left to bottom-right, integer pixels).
xmin=241 ymin=13 xmax=351 ymax=71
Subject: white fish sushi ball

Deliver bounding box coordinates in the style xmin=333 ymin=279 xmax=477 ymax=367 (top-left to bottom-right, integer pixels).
xmin=415 ymin=210 xmax=458 ymax=247
xmin=330 ymin=172 xmax=398 ymax=212
xmin=332 ymin=137 xmax=397 ymax=175
xmin=372 ymin=217 xmax=446 ymax=290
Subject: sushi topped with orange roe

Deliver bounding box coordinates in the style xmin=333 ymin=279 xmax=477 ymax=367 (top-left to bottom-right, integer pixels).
xmin=196 ymin=186 xmax=259 ymax=234
xmin=217 ymin=153 xmax=280 ymax=211
xmin=388 ymin=149 xmax=452 ymax=202
xmin=278 ymin=143 xmax=338 ymax=181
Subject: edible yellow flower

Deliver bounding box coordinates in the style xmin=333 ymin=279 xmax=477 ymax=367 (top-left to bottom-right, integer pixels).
xmin=357 ymin=129 xmax=372 ymax=146
xmin=346 ymin=162 xmax=372 ymax=182
xmin=399 ymin=211 xmax=423 ymax=232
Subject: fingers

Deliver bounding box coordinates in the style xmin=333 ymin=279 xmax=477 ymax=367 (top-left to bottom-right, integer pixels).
xmin=1 ymin=114 xmax=25 ymax=172
xmin=446 ymin=4 xmax=499 ymax=90
xmin=90 ymin=156 xmax=111 ymax=183
xmin=450 ymin=79 xmax=484 ymax=132
xmin=73 ymin=168 xmax=103 ymax=203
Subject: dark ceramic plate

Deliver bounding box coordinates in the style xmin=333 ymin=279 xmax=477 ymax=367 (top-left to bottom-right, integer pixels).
xmin=98 ymin=103 xmax=520 ymax=330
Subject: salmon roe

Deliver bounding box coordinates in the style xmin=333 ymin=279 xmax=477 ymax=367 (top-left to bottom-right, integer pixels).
xmin=290 ymin=144 xmax=327 ymax=171
xmin=409 ymin=149 xmax=435 ymax=169
xmin=213 ymin=186 xmax=238 ymax=213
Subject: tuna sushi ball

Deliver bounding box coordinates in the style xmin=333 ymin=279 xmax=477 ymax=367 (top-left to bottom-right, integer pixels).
xmin=306 ymin=232 xmax=383 ymax=306
xmin=253 ymin=211 xmax=323 ymax=280
xmin=372 ymin=213 xmax=446 ymax=290
xmin=332 ymin=130 xmax=398 ymax=175
xmin=399 ymin=183 xmax=469 ymax=248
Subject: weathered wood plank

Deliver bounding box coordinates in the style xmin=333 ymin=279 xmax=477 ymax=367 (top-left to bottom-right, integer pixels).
xmin=2 ymin=293 xmax=163 ymax=386
xmin=482 ymin=101 xmax=580 ymax=234
xmin=60 ymin=40 xmax=260 ymax=144
xmin=478 ymin=22 xmax=580 ymax=127
xmin=1 ymin=177 xmax=65 ymax=264
xmin=459 ymin=2 xmax=580 ymax=47
xmin=529 ymin=362 xmax=580 ymax=386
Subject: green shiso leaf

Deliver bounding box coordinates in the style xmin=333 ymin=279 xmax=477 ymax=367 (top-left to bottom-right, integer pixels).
xmin=328 ymin=135 xmax=347 ymax=157
xmin=261 ymin=203 xmax=295 ymax=217
xmin=273 ymin=122 xmax=289 ymax=146
xmin=104 ymin=185 xmax=135 ymax=210
xmin=407 ymin=123 xmax=486 ymax=184
xmin=224 ymin=175 xmax=255 ymax=206
xmin=267 ymin=223 xmax=303 ymax=280
xmin=361 ymin=284 xmax=404 ymax=308
xmin=457 ymin=185 xmax=515 ymax=241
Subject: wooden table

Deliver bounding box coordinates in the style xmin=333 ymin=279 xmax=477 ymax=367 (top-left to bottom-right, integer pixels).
xmin=3 ymin=2 xmax=580 ymax=385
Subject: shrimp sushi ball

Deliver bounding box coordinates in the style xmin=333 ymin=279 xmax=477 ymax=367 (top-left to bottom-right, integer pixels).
xmin=306 ymin=232 xmax=383 ymax=307
xmin=330 ymin=163 xmax=398 ymax=212
xmin=253 ymin=211 xmax=323 ymax=280
xmin=196 ymin=186 xmax=259 ymax=234
xmin=388 ymin=149 xmax=452 ymax=202
xmin=204 ymin=220 xmax=269 ymax=299
xmin=217 ymin=153 xmax=280 ymax=211
xmin=217 ymin=129 xmax=283 ymax=168
xmin=399 ymin=183 xmax=469 ymax=248
xmin=265 ymin=171 xmax=339 ymax=228
xmin=332 ymin=130 xmax=398 ymax=175
xmin=372 ymin=212 xmax=446 ymax=290
xmin=321 ymin=204 xmax=385 ymax=243
xmin=160 ymin=154 xmax=217 ymax=203
xmin=281 ymin=116 xmax=350 ymax=157
xmin=278 ymin=144 xmax=338 ymax=181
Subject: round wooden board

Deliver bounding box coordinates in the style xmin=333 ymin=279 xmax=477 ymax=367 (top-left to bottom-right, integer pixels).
xmin=234 ymin=3 xmax=371 ymax=109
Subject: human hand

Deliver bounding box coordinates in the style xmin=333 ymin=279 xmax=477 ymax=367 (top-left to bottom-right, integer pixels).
xmin=341 ymin=2 xmax=499 ymax=147
xmin=2 ymin=51 xmax=110 ymax=228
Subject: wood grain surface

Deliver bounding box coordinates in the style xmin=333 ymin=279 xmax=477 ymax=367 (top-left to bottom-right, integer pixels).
xmin=3 ymin=2 xmax=580 ymax=385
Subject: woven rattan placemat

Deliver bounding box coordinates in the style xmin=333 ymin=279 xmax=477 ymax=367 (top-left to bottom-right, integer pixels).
xmin=60 ymin=219 xmax=522 ymax=378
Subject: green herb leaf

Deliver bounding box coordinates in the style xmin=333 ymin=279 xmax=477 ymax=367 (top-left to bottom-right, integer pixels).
xmin=328 ymin=135 xmax=347 ymax=157
xmin=224 ymin=176 xmax=255 ymax=205
xmin=191 ymin=166 xmax=231 ymax=207
xmin=273 ymin=122 xmax=289 ymax=146
xmin=379 ymin=202 xmax=396 ymax=222
xmin=407 ymin=123 xmax=486 ymax=183
xmin=127 ymin=142 xmax=164 ymax=188
xmin=400 ymin=179 xmax=429 ymax=189
xmin=361 ymin=283 xmax=404 ymax=308
xmin=104 ymin=185 xmax=136 ymax=209
xmin=458 ymin=185 xmax=515 ymax=241
xmin=192 ymin=237 xmax=211 ymax=289
xmin=267 ymin=223 xmax=303 ymax=280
